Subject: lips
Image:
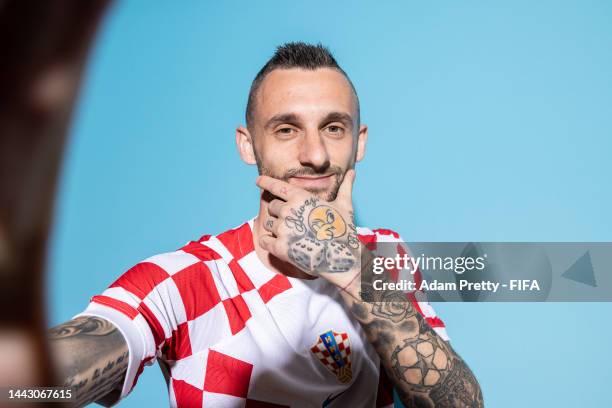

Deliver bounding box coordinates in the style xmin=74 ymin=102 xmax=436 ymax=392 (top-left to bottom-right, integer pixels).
xmin=289 ymin=173 xmax=335 ymax=190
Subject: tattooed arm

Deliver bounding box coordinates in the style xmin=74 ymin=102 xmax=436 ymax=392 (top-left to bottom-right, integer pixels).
xmin=49 ymin=316 xmax=129 ymax=407
xmin=341 ymin=269 xmax=483 ymax=408
xmin=255 ymin=172 xmax=483 ymax=407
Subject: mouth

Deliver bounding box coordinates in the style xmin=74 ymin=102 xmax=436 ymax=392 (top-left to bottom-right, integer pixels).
xmin=288 ymin=173 xmax=335 ymax=191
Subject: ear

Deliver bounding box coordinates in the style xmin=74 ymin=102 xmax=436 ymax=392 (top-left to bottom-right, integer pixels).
xmin=355 ymin=124 xmax=368 ymax=162
xmin=236 ymin=126 xmax=257 ymax=165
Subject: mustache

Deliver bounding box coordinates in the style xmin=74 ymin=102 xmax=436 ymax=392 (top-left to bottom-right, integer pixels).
xmin=280 ymin=165 xmax=344 ymax=181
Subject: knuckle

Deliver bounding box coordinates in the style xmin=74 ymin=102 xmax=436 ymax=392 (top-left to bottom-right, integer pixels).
xmin=279 ymin=205 xmax=291 ymax=218
xmin=272 ymin=200 xmax=283 ymax=213
xmin=267 ymin=204 xmax=276 ymax=215
xmin=273 ymin=240 xmax=284 ymax=255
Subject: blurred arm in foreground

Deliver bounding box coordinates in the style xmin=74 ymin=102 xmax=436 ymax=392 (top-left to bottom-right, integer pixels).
xmin=0 ymin=0 xmax=110 ymax=391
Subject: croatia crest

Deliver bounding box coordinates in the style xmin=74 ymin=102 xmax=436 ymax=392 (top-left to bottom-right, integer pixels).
xmin=310 ymin=330 xmax=352 ymax=383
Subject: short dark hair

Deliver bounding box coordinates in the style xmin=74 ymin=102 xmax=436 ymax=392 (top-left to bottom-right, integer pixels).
xmin=245 ymin=42 xmax=359 ymax=129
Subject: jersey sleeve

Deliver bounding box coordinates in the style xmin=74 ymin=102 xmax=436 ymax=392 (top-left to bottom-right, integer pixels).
xmin=74 ymin=249 xmax=204 ymax=400
xmin=361 ymin=228 xmax=451 ymax=342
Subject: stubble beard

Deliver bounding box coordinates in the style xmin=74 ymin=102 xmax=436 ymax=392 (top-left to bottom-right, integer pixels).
xmin=256 ymin=159 xmax=346 ymax=202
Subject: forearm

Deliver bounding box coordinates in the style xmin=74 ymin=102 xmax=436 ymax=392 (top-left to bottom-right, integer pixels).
xmin=338 ymin=274 xmax=483 ymax=407
xmin=49 ymin=316 xmax=129 ymax=407
xmin=253 ymin=176 xmax=482 ymax=405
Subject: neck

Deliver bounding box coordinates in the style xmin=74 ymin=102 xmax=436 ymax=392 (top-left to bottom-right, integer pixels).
xmin=252 ymin=194 xmax=317 ymax=280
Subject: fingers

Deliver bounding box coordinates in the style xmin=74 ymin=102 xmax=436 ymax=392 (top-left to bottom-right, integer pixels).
xmin=263 ymin=216 xmax=278 ymax=235
xmin=264 ymin=199 xmax=284 ymax=237
xmin=259 ymin=234 xmax=278 ymax=254
xmin=268 ymin=199 xmax=284 ymax=218
xmin=336 ymin=169 xmax=356 ymax=202
xmin=256 ymin=176 xmax=303 ymax=201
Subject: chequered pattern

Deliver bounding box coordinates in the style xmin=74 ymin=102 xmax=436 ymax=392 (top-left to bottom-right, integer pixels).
xmin=81 ymin=221 xmax=445 ymax=407
xmin=87 ymin=221 xmax=293 ymax=403
xmin=171 ymin=350 xmax=289 ymax=406
xmin=310 ymin=331 xmax=352 ymax=372
xmin=365 ymin=228 xmax=449 ymax=341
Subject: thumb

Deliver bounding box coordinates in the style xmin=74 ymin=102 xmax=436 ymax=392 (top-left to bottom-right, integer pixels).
xmin=336 ymin=169 xmax=355 ymax=202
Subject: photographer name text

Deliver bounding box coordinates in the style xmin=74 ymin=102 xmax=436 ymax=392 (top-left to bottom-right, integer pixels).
xmin=373 ymin=279 xmax=541 ymax=292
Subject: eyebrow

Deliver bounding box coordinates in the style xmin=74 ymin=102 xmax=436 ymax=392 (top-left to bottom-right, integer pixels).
xmin=264 ymin=113 xmax=301 ymax=130
xmin=264 ymin=111 xmax=355 ymax=130
xmin=320 ymin=112 xmax=354 ymax=129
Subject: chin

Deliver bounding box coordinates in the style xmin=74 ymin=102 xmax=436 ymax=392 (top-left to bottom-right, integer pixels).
xmin=306 ymin=188 xmax=338 ymax=202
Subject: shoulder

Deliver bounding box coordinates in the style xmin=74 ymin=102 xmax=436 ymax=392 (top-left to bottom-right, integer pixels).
xmin=357 ymin=226 xmax=403 ymax=244
xmin=146 ymin=220 xmax=254 ymax=267
xmin=115 ymin=221 xmax=255 ymax=290
xmin=111 ymin=235 xmax=220 ymax=290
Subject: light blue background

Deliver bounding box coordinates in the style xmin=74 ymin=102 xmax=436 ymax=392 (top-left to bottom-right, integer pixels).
xmin=48 ymin=1 xmax=612 ymax=407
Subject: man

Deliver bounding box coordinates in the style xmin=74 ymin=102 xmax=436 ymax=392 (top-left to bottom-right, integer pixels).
xmin=50 ymin=42 xmax=483 ymax=407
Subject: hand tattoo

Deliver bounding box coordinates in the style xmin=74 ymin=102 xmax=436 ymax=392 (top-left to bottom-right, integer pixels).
xmin=265 ymin=219 xmax=274 ymax=230
xmin=284 ymin=198 xmax=359 ymax=274
xmin=284 ymin=197 xmax=319 ymax=235
xmin=346 ymin=211 xmax=360 ymax=249
xmin=308 ymin=205 xmax=346 ymax=240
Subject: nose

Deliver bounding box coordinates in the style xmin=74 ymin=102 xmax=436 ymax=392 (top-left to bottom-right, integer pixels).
xmin=298 ymin=130 xmax=330 ymax=172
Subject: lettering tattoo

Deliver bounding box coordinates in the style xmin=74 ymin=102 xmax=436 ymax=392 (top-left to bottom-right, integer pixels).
xmin=347 ymin=210 xmax=360 ymax=249
xmin=50 ymin=316 xmax=129 ymax=407
xmin=284 ymin=197 xmax=319 ymax=234
xmin=265 ymin=219 xmax=274 ymax=230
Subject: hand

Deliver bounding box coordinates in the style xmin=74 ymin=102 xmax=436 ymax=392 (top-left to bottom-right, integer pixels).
xmin=256 ymin=170 xmax=361 ymax=288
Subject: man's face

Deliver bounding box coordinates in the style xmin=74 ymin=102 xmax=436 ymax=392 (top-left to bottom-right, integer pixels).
xmin=246 ymin=68 xmax=366 ymax=201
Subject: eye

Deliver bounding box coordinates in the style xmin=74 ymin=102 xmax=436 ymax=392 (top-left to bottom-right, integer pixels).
xmin=276 ymin=127 xmax=297 ymax=137
xmin=325 ymin=124 xmax=345 ymax=136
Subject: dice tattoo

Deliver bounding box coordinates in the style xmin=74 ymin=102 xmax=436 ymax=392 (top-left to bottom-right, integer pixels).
xmin=289 ymin=236 xmax=356 ymax=274
xmin=289 ymin=236 xmax=326 ymax=272
xmin=325 ymin=241 xmax=356 ymax=272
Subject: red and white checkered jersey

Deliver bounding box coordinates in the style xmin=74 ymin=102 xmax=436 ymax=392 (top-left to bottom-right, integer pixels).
xmin=76 ymin=219 xmax=448 ymax=407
